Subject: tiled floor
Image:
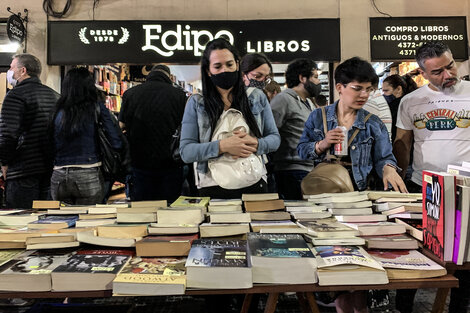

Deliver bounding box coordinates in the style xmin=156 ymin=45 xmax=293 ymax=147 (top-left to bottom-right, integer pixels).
xmin=1 ymin=288 xmax=465 ymax=313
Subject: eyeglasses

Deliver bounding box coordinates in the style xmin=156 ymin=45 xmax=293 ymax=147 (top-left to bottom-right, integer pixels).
xmin=249 ymin=72 xmax=271 ymax=84
xmin=344 ymin=84 xmax=375 ymax=94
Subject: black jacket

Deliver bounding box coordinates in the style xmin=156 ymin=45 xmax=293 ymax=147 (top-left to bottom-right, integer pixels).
xmin=119 ymin=71 xmax=187 ymax=170
xmin=0 ymin=77 xmax=60 ymax=180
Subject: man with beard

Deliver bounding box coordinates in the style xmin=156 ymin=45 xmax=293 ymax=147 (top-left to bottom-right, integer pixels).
xmin=270 ymin=59 xmax=321 ymax=199
xmin=393 ymin=41 xmax=470 ymax=313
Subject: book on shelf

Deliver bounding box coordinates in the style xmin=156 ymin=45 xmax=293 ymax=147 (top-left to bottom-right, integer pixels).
xmin=131 ymin=200 xmax=167 ymax=208
xmin=363 ymin=234 xmax=418 ymax=250
xmin=170 ymin=196 xmax=210 ymax=208
xmin=96 ymin=203 xmax=129 ymax=209
xmin=209 ymin=212 xmax=251 ymax=224
xmin=422 ymin=170 xmax=456 ymax=261
xmin=284 ymin=200 xmax=324 ymax=207
xmin=259 ymin=227 xmax=307 ymax=234
xmin=447 ymin=164 xmax=470 ymax=177
xmin=75 ymin=218 xmax=117 ymax=228
xmin=97 ymin=224 xmax=148 ymax=239
xmin=199 ymin=223 xmax=250 ymax=238
xmin=117 ymin=207 xmax=158 ymax=214
xmin=87 ymin=207 xmax=117 ymax=214
xmin=244 ymin=199 xmax=285 ymax=212
xmin=32 ymin=200 xmax=61 ymax=209
xmin=368 ymin=249 xmax=447 ymax=279
xmin=0 ymin=212 xmax=45 ymax=226
xmin=250 ymin=220 xmax=298 ymax=232
xmin=116 ymin=212 xmax=157 ymax=223
xmin=335 ymin=214 xmax=387 ymax=223
xmin=453 ymin=185 xmax=470 ymax=265
xmin=148 ymin=224 xmax=199 ymax=235
xmin=379 ymin=203 xmax=422 ymax=215
xmin=341 ymin=222 xmax=406 ymax=236
xmin=291 ymin=211 xmax=332 ymax=220
xmin=242 ymin=193 xmax=279 ymax=201
xmin=323 ymin=200 xmax=373 ymax=209
xmin=79 ymin=213 xmax=117 ymax=220
xmin=375 ymin=197 xmax=421 ymax=203
xmin=26 ymin=241 xmax=80 ymax=250
xmin=305 ymin=235 xmax=365 ymax=246
xmin=297 ymin=219 xmax=359 ymax=238
xmin=207 ymin=205 xmax=242 ymax=213
xmin=311 ymin=194 xmax=369 ymax=204
xmin=247 ymin=232 xmax=316 ymax=284
xmin=367 ymin=191 xmax=422 ymax=201
xmin=76 ymin=231 xmax=139 ymax=247
xmin=185 ymin=239 xmax=252 ymax=289
xmin=249 ymin=211 xmax=291 ymax=221
xmin=209 ymin=199 xmax=242 ymax=206
xmin=156 ymin=208 xmax=204 ymax=225
xmin=303 ymin=191 xmax=365 ymax=200
xmin=388 ymin=212 xmax=423 ymax=220
xmin=328 ymin=207 xmax=373 ymax=215
xmin=51 ymin=253 xmax=131 ymax=291
xmin=135 ymin=234 xmax=198 ymax=257
xmin=25 ymin=235 xmax=75 ymax=245
xmin=0 ymin=251 xmax=72 ymax=292
xmin=285 ymin=205 xmax=327 ymax=213
xmin=50 ymin=208 xmax=89 ymax=214
xmin=0 ymin=241 xmax=26 ymax=249
xmin=27 ymin=215 xmax=78 ymax=230
xmin=394 ymin=218 xmax=423 ymax=241
xmin=313 ymin=245 xmax=388 ymax=286
xmin=113 ymin=256 xmax=187 ymax=296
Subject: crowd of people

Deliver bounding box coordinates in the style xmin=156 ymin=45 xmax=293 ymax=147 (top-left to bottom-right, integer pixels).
xmin=0 ymin=40 xmax=469 ymax=312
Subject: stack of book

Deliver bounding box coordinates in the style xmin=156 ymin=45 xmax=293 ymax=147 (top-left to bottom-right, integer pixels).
xmin=135 ymin=234 xmax=198 ymax=257
xmin=76 ymin=224 xmax=148 ymax=248
xmin=298 ymin=218 xmax=364 ymax=246
xmin=284 ymin=200 xmax=331 ymax=221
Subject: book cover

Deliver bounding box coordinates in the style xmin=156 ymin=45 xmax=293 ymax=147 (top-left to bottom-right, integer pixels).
xmin=247 ymin=233 xmax=313 ymax=258
xmin=242 ymin=193 xmax=279 ymax=201
xmin=297 ymin=219 xmax=358 ymax=238
xmin=185 ymin=239 xmax=249 ymax=268
xmin=170 ymin=196 xmax=210 ymax=208
xmin=368 ymin=249 xmax=446 ymax=271
xmin=52 ymin=254 xmax=130 ymax=274
xmin=363 ymin=234 xmax=418 ymax=249
xmin=422 ymin=171 xmax=456 ymax=261
xmin=0 ymin=250 xmax=25 ymax=267
xmin=2 ymin=252 xmax=71 ymax=275
xmin=29 ymin=215 xmax=78 ymax=227
xmin=314 ymin=245 xmax=383 ymax=270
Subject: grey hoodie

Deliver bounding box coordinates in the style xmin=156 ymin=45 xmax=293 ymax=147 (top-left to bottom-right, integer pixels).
xmin=270 ymin=88 xmax=314 ymax=172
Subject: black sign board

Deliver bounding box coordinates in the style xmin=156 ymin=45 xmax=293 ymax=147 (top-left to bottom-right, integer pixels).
xmin=370 ymin=17 xmax=468 ymax=61
xmin=7 ymin=14 xmax=25 ymax=44
xmin=47 ymin=19 xmax=340 ymax=65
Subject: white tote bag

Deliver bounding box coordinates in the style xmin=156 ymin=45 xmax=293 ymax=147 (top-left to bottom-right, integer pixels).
xmin=208 ymin=108 xmax=264 ymax=189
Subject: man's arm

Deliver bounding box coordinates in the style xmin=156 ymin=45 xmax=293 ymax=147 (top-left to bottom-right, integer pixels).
xmin=393 ymin=127 xmax=413 ymax=179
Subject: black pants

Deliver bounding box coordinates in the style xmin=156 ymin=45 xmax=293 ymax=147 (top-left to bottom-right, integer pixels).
xmin=274 ymin=170 xmax=308 ymax=200
xmin=198 ymin=179 xmax=267 ymax=199
xmin=6 ymin=173 xmax=51 ymax=209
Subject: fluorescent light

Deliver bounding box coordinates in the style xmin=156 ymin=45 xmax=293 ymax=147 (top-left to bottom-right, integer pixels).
xmin=0 ymin=42 xmax=20 ymax=53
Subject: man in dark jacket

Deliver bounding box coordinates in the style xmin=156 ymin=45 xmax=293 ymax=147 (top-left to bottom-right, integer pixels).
xmin=0 ymin=54 xmax=59 ymax=209
xmin=119 ymin=64 xmax=187 ymax=202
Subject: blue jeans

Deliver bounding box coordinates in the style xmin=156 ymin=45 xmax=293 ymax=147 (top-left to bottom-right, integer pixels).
xmin=274 ymin=170 xmax=309 ymax=200
xmin=6 ymin=173 xmax=51 ymax=209
xmin=130 ymin=167 xmax=184 ymax=203
xmin=51 ymin=167 xmax=104 ymax=205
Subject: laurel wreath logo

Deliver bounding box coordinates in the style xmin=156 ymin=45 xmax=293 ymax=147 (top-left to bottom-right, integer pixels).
xmin=118 ymin=27 xmax=129 ymax=44
xmin=78 ymin=27 xmax=90 ymax=44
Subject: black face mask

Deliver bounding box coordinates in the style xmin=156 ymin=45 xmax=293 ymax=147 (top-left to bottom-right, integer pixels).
xmin=303 ymin=80 xmax=322 ymax=98
xmin=210 ymin=71 xmax=239 ymax=90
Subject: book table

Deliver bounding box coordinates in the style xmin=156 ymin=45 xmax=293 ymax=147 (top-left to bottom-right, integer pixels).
xmin=0 ymin=275 xmax=458 ymax=313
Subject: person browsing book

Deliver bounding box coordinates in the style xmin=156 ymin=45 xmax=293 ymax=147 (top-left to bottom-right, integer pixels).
xmin=179 ymin=38 xmax=280 ymax=199
xmin=298 ymin=57 xmax=406 ymax=193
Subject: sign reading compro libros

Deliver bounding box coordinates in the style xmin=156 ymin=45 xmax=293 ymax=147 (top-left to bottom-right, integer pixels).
xmin=370 ymin=17 xmax=468 ymax=61
xmin=47 ymin=19 xmax=340 ymax=65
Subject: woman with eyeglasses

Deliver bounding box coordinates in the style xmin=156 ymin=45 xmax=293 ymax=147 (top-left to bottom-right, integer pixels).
xmin=298 ymin=56 xmax=405 ymax=193
xmin=240 ymin=53 xmax=273 ymax=89
xmin=298 ymin=57 xmax=407 ymax=312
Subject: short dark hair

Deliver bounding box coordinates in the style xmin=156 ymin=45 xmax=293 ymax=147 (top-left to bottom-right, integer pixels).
xmin=14 ymin=53 xmax=42 ymax=77
xmin=334 ymin=57 xmax=378 ymax=86
xmin=265 ymin=80 xmax=281 ymax=94
xmin=285 ymin=59 xmax=318 ymax=88
xmin=151 ymin=64 xmax=171 ymax=76
xmin=240 ymin=53 xmax=272 ymax=75
xmin=416 ymin=41 xmax=451 ymax=70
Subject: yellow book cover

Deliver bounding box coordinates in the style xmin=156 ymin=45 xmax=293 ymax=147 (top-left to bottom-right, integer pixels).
xmin=170 ymin=196 xmax=210 ymax=208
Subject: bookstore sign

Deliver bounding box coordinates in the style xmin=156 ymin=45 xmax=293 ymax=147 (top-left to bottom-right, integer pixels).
xmin=47 ymin=19 xmax=340 ymax=64
xmin=370 ymin=17 xmax=468 ymax=61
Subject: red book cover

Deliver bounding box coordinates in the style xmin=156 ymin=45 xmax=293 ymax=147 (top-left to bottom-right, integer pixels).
xmin=422 ymin=171 xmax=455 ymax=261
xmin=77 ymin=249 xmax=135 ymax=256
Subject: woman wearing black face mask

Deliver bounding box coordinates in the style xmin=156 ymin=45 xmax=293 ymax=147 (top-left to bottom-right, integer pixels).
xmin=179 ymin=38 xmax=280 ymax=199
xmin=382 ymin=74 xmax=417 ymax=141
xmin=241 ymin=53 xmax=273 ymax=90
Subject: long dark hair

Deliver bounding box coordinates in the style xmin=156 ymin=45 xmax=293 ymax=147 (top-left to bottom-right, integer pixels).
xmin=384 ymin=74 xmax=417 ymax=97
xmin=240 ymin=53 xmax=272 ymax=75
xmin=200 ymin=38 xmax=262 ymax=138
xmin=54 ymin=67 xmax=98 ymax=138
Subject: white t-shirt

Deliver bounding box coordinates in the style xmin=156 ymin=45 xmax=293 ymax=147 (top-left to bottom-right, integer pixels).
xmin=364 ymin=90 xmax=392 ymax=140
xmin=396 ymin=81 xmax=470 ymax=185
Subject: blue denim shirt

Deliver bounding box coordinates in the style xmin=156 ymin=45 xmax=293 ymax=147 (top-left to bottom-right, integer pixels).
xmin=54 ymin=102 xmax=122 ymax=166
xmin=297 ymin=101 xmax=398 ymax=190
xmin=180 ymin=87 xmax=280 ymax=174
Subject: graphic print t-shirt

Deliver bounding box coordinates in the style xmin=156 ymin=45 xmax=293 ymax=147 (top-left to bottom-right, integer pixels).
xmin=396 ymin=81 xmax=470 ymax=185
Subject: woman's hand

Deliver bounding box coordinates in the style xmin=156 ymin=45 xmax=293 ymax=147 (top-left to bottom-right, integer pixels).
xmin=219 ymin=132 xmax=257 ymax=158
xmin=383 ymin=165 xmax=408 ymax=193
xmin=316 ymin=128 xmax=345 ymax=153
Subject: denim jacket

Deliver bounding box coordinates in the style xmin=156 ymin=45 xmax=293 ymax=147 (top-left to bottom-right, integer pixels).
xmin=54 ymin=102 xmax=122 ymax=166
xmin=297 ymin=101 xmax=398 ymax=190
xmin=180 ymin=87 xmax=281 ymax=174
